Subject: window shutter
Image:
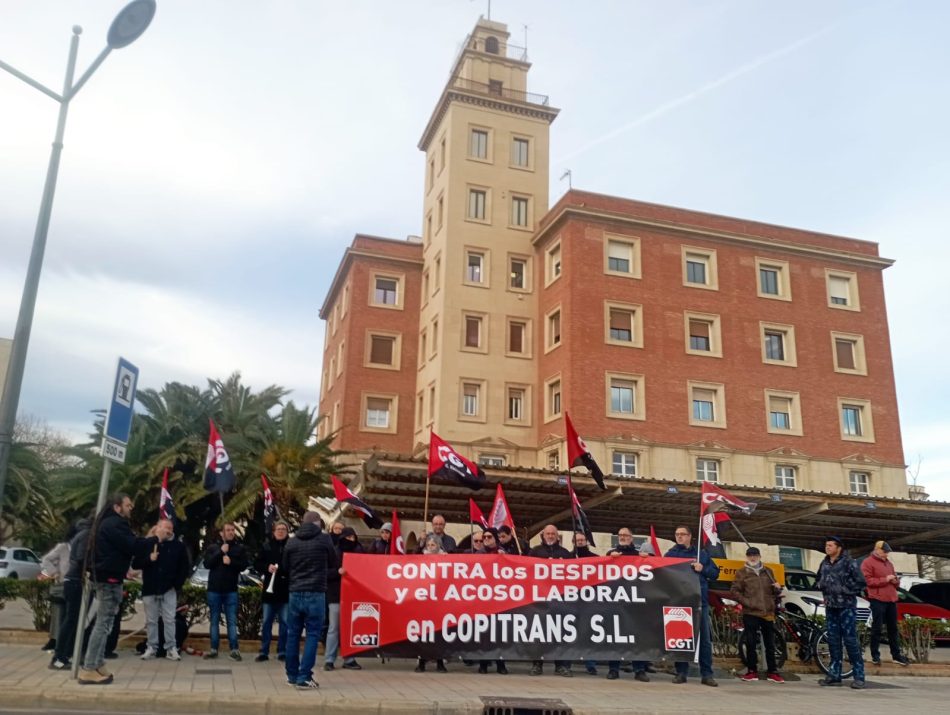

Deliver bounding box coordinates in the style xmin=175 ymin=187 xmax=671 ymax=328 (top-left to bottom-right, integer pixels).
xmin=689 ymin=320 xmax=710 ymax=339
xmin=835 ymin=339 xmax=855 ymax=369
xmin=370 ymin=336 xmax=393 ymax=365
xmin=829 ymin=276 xmax=850 ymax=302
xmin=610 ymin=309 xmax=629 ymax=331
xmin=509 ymin=322 xmax=523 ymax=353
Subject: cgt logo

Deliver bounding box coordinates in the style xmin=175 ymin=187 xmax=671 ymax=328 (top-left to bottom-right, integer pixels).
xmin=663 ymin=606 xmax=695 ymax=651
xmin=351 ymin=602 xmax=381 ymax=647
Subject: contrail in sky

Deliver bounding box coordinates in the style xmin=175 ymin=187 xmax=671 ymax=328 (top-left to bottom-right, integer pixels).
xmin=555 ymin=24 xmax=836 ymax=165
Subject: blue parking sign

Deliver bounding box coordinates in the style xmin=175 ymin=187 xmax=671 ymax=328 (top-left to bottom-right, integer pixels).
xmin=102 ymin=357 xmax=139 ymax=463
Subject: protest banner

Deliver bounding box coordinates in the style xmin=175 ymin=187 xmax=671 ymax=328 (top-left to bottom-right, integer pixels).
xmin=341 ymin=553 xmax=700 ymax=661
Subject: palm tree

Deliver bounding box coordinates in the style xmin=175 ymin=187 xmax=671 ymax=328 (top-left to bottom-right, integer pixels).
xmin=1 ymin=441 xmax=59 ymax=548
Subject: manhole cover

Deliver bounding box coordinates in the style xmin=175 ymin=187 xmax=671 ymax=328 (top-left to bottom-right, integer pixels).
xmin=863 ymin=680 xmax=906 ymax=689
xmin=480 ymin=696 xmax=572 ymax=715
xmin=195 ymin=668 xmax=232 ymax=675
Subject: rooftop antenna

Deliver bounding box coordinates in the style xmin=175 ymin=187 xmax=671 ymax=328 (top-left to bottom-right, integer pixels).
xmin=560 ymin=169 xmax=572 ymax=190
xmin=523 ymin=24 xmax=529 ymax=61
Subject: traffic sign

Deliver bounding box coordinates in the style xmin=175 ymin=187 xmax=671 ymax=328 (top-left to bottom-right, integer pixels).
xmin=101 ymin=357 xmax=139 ymax=463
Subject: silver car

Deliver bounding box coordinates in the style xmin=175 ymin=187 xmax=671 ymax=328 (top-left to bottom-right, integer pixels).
xmin=0 ymin=546 xmax=43 ymax=580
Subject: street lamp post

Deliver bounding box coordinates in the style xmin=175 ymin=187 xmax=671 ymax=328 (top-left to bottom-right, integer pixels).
xmin=0 ymin=1 xmax=156 ymax=540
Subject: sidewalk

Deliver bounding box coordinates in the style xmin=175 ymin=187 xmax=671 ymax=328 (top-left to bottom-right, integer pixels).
xmin=3 ymin=642 xmax=950 ymax=715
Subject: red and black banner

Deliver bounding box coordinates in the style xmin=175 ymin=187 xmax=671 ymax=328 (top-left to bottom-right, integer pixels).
xmin=341 ymin=553 xmax=700 ymax=661
xmin=565 ymin=412 xmax=607 ymax=490
xmin=331 ymin=474 xmax=383 ymax=529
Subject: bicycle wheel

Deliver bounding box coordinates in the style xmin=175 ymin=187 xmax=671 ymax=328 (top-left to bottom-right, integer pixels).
xmin=814 ymin=630 xmax=853 ymax=679
xmin=737 ymin=625 xmax=787 ymax=670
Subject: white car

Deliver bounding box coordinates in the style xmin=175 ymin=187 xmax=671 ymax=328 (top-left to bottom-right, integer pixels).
xmin=782 ymin=568 xmax=871 ymax=623
xmin=0 ymin=546 xmax=43 ymax=580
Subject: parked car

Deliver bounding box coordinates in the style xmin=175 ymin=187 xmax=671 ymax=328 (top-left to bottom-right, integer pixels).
xmin=899 ymin=575 xmax=931 ymax=591
xmin=910 ymin=581 xmax=950 ymax=614
xmin=894 ymin=586 xmax=950 ymax=639
xmin=188 ymin=566 xmax=262 ymax=589
xmin=0 ymin=546 xmax=43 ymax=579
xmin=783 ymin=568 xmax=872 ymax=622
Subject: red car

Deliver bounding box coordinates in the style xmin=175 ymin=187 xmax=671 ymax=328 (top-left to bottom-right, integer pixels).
xmin=893 ymin=586 xmax=950 ymax=640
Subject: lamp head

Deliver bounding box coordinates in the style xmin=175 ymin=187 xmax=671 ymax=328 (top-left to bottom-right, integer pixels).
xmin=107 ymin=0 xmax=156 ymax=49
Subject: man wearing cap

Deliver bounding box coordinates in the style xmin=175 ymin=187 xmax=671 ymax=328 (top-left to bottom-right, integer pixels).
xmin=817 ymin=536 xmax=867 ymax=689
xmin=730 ymin=547 xmax=785 ymax=683
xmin=369 ymin=523 xmax=392 ymax=554
xmin=861 ymin=541 xmax=910 ymax=667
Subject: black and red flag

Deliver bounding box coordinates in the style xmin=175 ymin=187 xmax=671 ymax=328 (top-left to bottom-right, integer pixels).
xmin=261 ymin=473 xmax=280 ymax=535
xmin=564 ymin=412 xmax=606 ymax=491
xmin=390 ymin=510 xmax=405 ymax=555
xmin=567 ymin=476 xmax=595 ymax=548
xmin=700 ymin=481 xmax=755 ymax=547
xmin=159 ymin=467 xmax=178 ymax=527
xmin=331 ymin=474 xmax=383 ymax=529
xmin=428 ymin=431 xmax=486 ymax=490
xmin=469 ymin=498 xmax=489 ymax=530
xmin=203 ymin=419 xmax=236 ymax=493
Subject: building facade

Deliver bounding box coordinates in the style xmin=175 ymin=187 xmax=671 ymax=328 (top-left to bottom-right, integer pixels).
xmin=317 ymin=16 xmax=907 ymax=532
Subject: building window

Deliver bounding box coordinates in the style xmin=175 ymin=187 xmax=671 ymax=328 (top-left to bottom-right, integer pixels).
xmin=546 ymin=308 xmax=561 ymax=350
xmin=366 ymin=333 xmax=399 ymax=368
xmin=605 ymin=302 xmax=643 ymax=348
xmin=606 ymin=373 xmax=645 ymax=420
xmin=760 ymin=266 xmax=778 ymax=295
xmin=431 ymin=318 xmax=439 ymax=356
xmin=683 ymin=247 xmax=717 ymax=289
xmin=439 ymin=135 xmax=446 ymax=171
xmin=468 ymin=189 xmax=487 ymax=220
xmin=463 ymin=314 xmax=483 ymax=349
xmin=428 ymin=383 xmax=436 ymax=420
xmin=685 ymin=312 xmax=722 ymax=357
xmin=466 ymin=250 xmax=485 ymax=284
xmin=826 ymin=269 xmax=860 ymax=310
xmin=507 ymin=319 xmax=528 ymax=355
xmin=507 ymin=386 xmax=526 ymax=422
xmin=849 ymin=471 xmax=870 ymax=495
xmin=470 ymin=128 xmax=489 ymax=160
xmin=433 ymin=254 xmax=441 ymax=293
xmin=336 ymin=342 xmax=344 ymax=376
xmin=416 ymin=392 xmax=424 ymax=429
xmin=770 ymin=396 xmax=790 ymax=430
xmin=437 ymin=194 xmax=444 ymax=229
xmin=480 ymin=454 xmax=506 ymax=467
xmin=832 ymin=332 xmax=867 ymax=375
xmin=610 ymin=379 xmax=635 ymax=414
xmin=609 ymin=310 xmax=632 ymax=342
xmin=604 ymin=236 xmax=641 ymax=278
xmin=775 ymin=465 xmax=797 ymax=490
xmin=612 ymin=451 xmax=638 ymax=478
xmin=511 ymin=137 xmax=530 ymax=168
xmin=545 ymin=376 xmax=562 ymax=421
xmin=765 ymin=389 xmax=802 ymax=436
xmin=461 ymin=382 xmax=481 ymax=417
xmin=689 ymin=381 xmax=726 ymax=429
xmin=489 ymin=79 xmax=503 ymax=95
xmin=839 ymin=399 xmax=874 ymax=442
xmin=373 ymin=276 xmax=399 ymax=306
xmin=509 ymin=256 xmax=528 ymax=291
xmin=425 ymin=215 xmax=432 ymax=246
xmin=546 ymin=241 xmax=562 ymax=284
xmin=696 ymin=459 xmax=719 ymax=483
xmin=427 ymin=157 xmax=435 ymax=191
xmin=755 ymin=258 xmax=790 ymax=300
xmin=764 ymin=331 xmax=784 ymax=361
xmin=418 ymin=330 xmax=427 ymax=368
xmin=511 ymin=196 xmax=529 ymax=228
xmin=547 ymin=449 xmax=560 ymax=470
xmin=761 ymin=322 xmax=797 ymax=366
xmin=363 ymin=395 xmax=395 ymax=431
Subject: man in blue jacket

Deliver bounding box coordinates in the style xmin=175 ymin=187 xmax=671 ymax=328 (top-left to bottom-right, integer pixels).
xmin=665 ymin=524 xmax=720 ymax=687
xmin=817 ymin=536 xmax=866 ymax=689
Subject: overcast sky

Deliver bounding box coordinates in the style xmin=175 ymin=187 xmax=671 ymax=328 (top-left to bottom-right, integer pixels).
xmin=2 ymin=1 xmax=948 ymax=499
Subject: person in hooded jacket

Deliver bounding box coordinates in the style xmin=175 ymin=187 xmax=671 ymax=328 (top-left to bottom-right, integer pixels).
xmin=369 ymin=522 xmax=392 ymax=554
xmin=324 ymin=526 xmax=362 ymax=671
xmin=255 ymin=521 xmax=291 ymax=662
xmin=202 ymin=522 xmax=249 ymax=661
xmin=49 ymin=512 xmax=94 ymax=671
xmin=817 ymin=536 xmax=867 ymax=689
xmin=283 ymin=511 xmax=338 ymax=689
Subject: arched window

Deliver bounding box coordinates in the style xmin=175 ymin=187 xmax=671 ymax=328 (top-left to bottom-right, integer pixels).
xmin=485 ymin=36 xmax=499 ymax=54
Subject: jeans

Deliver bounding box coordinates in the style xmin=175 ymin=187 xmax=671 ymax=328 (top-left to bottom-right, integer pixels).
xmin=675 ymin=604 xmax=713 ymax=678
xmin=869 ymin=600 xmax=902 ymax=661
xmin=286 ymin=591 xmax=326 ymax=685
xmin=261 ymin=601 xmax=288 ymax=657
xmin=607 ymin=659 xmax=648 ymax=673
xmin=83 ymin=582 xmax=123 ymax=670
xmin=826 ymin=606 xmax=865 ymax=681
xmin=207 ymin=590 xmax=239 ymax=652
xmin=324 ymin=602 xmax=355 ymax=665
xmin=143 ymin=589 xmax=177 ymax=651
xmin=54 ymin=578 xmax=83 ymax=663
xmin=742 ymin=614 xmax=778 ymax=673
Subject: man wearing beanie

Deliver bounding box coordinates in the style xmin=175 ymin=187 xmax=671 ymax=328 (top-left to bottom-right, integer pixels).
xmin=861 ymin=540 xmax=910 ymax=667
xmin=730 ymin=547 xmax=785 ymax=683
xmin=283 ymin=512 xmax=338 ymax=689
xmin=817 ymin=536 xmax=867 ymax=688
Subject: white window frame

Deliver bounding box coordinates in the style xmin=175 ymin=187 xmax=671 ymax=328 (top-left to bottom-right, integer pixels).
xmin=604 ymin=235 xmax=642 ymax=279
xmin=688 ymin=380 xmax=727 ymax=429
xmin=696 ymin=458 xmax=720 ymax=483
xmin=826 ymin=269 xmax=860 ymax=311
xmin=775 ymin=464 xmax=797 ymax=490
xmin=760 ymin=322 xmax=797 ymax=367
xmin=545 ymin=239 xmax=562 ymax=286
xmin=764 ymin=389 xmax=803 ymax=436
xmin=361 ymin=393 xmax=398 ymax=434
xmin=755 ymin=257 xmax=791 ymax=301
xmin=684 ymin=311 xmax=722 ymax=358
xmin=838 ymin=397 xmax=875 ymax=442
xmin=605 ymin=371 xmax=646 ymax=421
xmin=682 ymin=246 xmax=718 ymax=290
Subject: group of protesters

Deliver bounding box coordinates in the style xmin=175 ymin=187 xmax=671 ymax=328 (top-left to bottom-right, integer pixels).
xmin=39 ymin=494 xmax=908 ymax=691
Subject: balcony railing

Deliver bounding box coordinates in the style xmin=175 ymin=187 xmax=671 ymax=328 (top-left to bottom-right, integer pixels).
xmin=449 ymin=76 xmax=550 ymax=107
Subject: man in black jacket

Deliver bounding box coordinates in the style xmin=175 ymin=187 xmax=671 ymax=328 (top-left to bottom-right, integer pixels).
xmin=49 ymin=513 xmax=94 ymax=670
xmin=203 ymin=522 xmax=248 ymax=661
xmin=79 ymin=493 xmax=151 ymax=685
xmin=135 ymin=519 xmax=190 ymax=662
xmin=255 ymin=521 xmax=290 ymax=662
xmin=529 ymin=525 xmax=572 ymax=677
xmin=283 ymin=511 xmax=338 ymax=689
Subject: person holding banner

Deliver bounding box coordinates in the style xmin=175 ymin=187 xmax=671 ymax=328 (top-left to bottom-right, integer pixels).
xmin=415 ymin=536 xmax=449 ymax=673
xmin=665 ymin=525 xmax=719 ymax=687
xmin=418 ymin=515 xmax=457 ymax=554
xmin=325 ymin=527 xmax=362 ymax=671
xmin=255 ymin=521 xmax=290 ymax=662
xmin=605 ymin=528 xmax=651 ymax=682
xmin=476 ymin=528 xmax=502 ymax=554
xmin=529 ymin=525 xmax=573 ymax=677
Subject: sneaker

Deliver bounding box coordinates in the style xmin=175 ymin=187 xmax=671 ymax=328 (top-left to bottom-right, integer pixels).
xmin=478 ymin=663 xmax=489 ymax=674
xmin=555 ymin=665 xmax=573 ymax=677
xmin=342 ymin=661 xmax=362 ymax=670
xmin=203 ymin=649 xmax=218 ymax=660
xmin=766 ymin=672 xmax=785 ymax=684
xmin=740 ymin=671 xmax=759 ymax=682
xmin=166 ymin=648 xmax=181 ymax=661
xmin=96 ymin=666 xmax=112 ymax=678
xmin=702 ymin=676 xmax=719 ymax=687
xmin=277 ymin=654 xmax=286 ymax=662
xmin=141 ymin=647 xmax=157 ymax=661
xmin=324 ymin=663 xmax=335 ymax=671
xmin=871 ymin=658 xmax=882 ymax=666
xmin=255 ymin=654 xmax=268 ymax=662
xmin=414 ymin=661 xmax=426 ymax=673
xmin=496 ymin=663 xmax=508 ymax=675
xmin=634 ymin=671 xmax=650 ymax=683
xmin=229 ymin=650 xmax=242 ymax=662
xmin=606 ymin=669 xmax=619 ymax=680
xmin=894 ymin=655 xmax=910 ymax=667
xmin=672 ymin=673 xmax=687 ymax=684
xmin=819 ymin=677 xmax=842 ymax=686
xmin=851 ymin=679 xmax=866 ymax=690
xmin=530 ymin=663 xmax=543 ymax=676
xmin=296 ymin=678 xmax=319 ymax=689
xmin=586 ymin=664 xmax=598 ymax=676
xmin=436 ymin=660 xmax=448 ymax=673
xmin=78 ymin=668 xmax=113 ymax=685
xmin=41 ymin=638 xmax=56 ymax=652
xmin=48 ymin=658 xmax=70 ymax=671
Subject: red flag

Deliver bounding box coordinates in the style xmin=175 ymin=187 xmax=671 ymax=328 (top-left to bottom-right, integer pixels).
xmin=469 ymin=499 xmax=489 ymax=529
xmin=159 ymin=468 xmax=178 ymax=525
xmin=428 ymin=431 xmax=486 ymax=490
xmin=390 ymin=510 xmax=405 ymax=555
xmin=649 ymin=525 xmax=661 ymax=558
xmin=567 ymin=476 xmax=595 ymax=547
xmin=203 ymin=419 xmax=236 ymax=493
xmin=261 ymin=473 xmax=279 ymax=534
xmin=489 ymin=483 xmax=515 ymax=531
xmin=564 ymin=412 xmax=606 ymax=490
xmin=702 ymin=511 xmax=732 ymax=546
xmin=331 ymin=474 xmax=383 ymax=529
xmin=700 ymin=482 xmax=755 ymax=546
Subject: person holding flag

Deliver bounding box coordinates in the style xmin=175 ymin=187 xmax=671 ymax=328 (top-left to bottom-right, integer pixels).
xmin=390 ymin=511 xmax=406 ymax=556
xmin=254 ymin=520 xmax=290 ymax=663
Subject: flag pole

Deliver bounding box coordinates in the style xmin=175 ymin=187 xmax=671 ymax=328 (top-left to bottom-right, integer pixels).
xmin=728 ymin=519 xmax=753 ymax=549
xmin=696 ymin=512 xmax=703 ymax=563
xmin=423 ymin=429 xmax=433 ymax=528
xmin=219 ymin=491 xmax=225 ymax=525
xmin=470 ymin=520 xmax=475 ymax=553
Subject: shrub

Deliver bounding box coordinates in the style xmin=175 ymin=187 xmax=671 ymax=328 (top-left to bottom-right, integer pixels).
xmin=121 ymin=581 xmax=142 ymax=620
xmin=236 ymin=586 xmax=263 ymax=640
xmin=0 ymin=577 xmax=20 ymax=611
xmin=17 ymin=579 xmax=52 ymax=631
xmin=178 ymin=584 xmax=209 ymax=627
xmin=710 ymin=605 xmax=742 ymax=658
xmin=899 ymin=617 xmax=937 ymax=664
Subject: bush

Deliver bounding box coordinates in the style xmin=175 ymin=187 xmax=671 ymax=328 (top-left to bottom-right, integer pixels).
xmin=17 ymin=579 xmax=52 ymax=631
xmin=121 ymin=581 xmax=142 ymax=620
xmin=899 ymin=617 xmax=937 ymax=663
xmin=236 ymin=586 xmax=263 ymax=640
xmin=178 ymin=584 xmax=209 ymax=628
xmin=0 ymin=577 xmax=20 ymax=611
xmin=710 ymin=605 xmax=742 ymax=658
